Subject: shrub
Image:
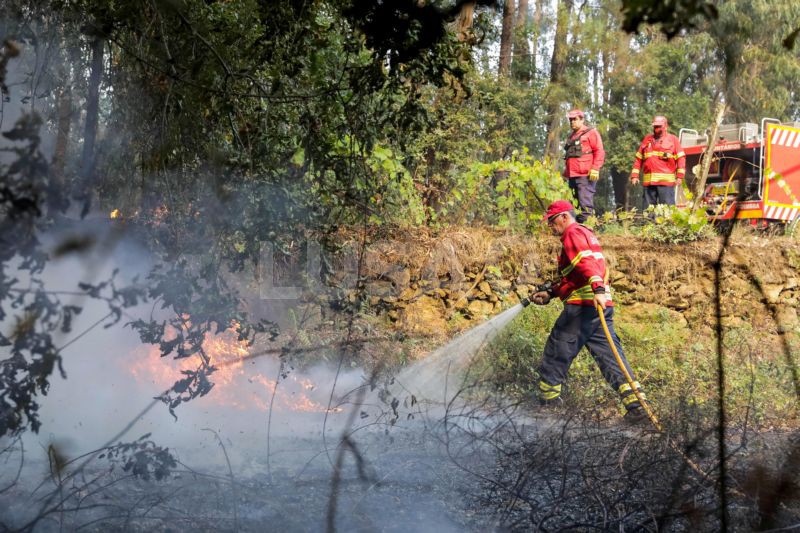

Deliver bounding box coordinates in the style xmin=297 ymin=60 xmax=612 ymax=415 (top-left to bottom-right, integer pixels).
xmin=641 ymin=204 xmax=715 ymax=243
xmin=462 ymin=149 xmax=572 ymax=230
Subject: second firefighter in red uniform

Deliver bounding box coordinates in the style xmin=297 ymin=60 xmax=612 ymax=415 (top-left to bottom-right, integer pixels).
xmin=630 ymin=115 xmax=686 ymax=209
xmin=563 ymin=109 xmax=605 ymax=222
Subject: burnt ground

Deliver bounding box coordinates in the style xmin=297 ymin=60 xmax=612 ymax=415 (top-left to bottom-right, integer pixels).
xmin=0 ymin=409 xmax=499 ymax=532
xmin=2 ymin=400 xmax=799 ymax=532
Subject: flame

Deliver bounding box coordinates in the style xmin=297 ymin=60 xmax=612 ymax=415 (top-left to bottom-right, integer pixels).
xmin=128 ymin=323 xmax=341 ymax=414
xmin=139 ymin=205 xmax=170 ymax=227
xmin=109 ymin=208 xmax=121 ymax=219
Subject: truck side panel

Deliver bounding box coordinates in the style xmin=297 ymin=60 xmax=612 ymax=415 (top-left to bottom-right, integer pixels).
xmin=765 ymin=123 xmax=800 ymax=220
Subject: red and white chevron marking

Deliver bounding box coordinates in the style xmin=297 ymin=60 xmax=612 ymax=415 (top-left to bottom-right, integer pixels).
xmin=770 ymin=127 xmax=800 ymax=148
xmin=764 ymin=205 xmax=800 ymax=220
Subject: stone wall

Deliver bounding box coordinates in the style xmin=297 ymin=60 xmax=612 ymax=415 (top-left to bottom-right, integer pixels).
xmin=323 ymin=230 xmax=800 ymax=339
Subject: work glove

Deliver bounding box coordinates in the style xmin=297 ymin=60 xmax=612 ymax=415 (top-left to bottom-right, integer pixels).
xmin=589 ymin=169 xmax=600 ymax=182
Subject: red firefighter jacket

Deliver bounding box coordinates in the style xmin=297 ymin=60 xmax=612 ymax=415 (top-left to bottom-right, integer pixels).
xmin=630 ymin=132 xmax=686 ymax=186
xmin=551 ymin=222 xmax=612 ymax=307
xmin=563 ymin=126 xmax=605 ymax=179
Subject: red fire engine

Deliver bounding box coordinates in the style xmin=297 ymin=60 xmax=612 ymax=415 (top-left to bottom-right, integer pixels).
xmin=680 ymin=119 xmax=800 ymax=228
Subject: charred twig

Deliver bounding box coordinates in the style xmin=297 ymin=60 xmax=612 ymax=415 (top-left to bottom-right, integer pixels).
xmin=202 ymin=428 xmax=239 ymax=533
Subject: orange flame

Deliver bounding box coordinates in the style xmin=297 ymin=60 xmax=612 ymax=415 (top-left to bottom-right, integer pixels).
xmin=109 ymin=208 xmax=121 ymax=219
xmin=128 ymin=323 xmax=340 ymax=413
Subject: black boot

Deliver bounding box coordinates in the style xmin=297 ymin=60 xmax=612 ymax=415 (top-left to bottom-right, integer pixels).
xmin=623 ymin=407 xmax=648 ymax=425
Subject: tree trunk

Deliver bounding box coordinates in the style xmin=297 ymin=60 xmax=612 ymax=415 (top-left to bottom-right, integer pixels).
xmin=530 ymin=0 xmax=545 ymax=73
xmin=51 ymin=85 xmax=72 ymax=188
xmin=543 ymin=0 xmax=573 ymax=161
xmin=498 ymin=0 xmax=515 ymax=77
xmin=454 ymin=0 xmax=477 ymax=42
xmin=602 ymin=48 xmax=611 ymax=106
xmin=691 ymin=101 xmax=727 ymax=216
xmin=80 ymin=37 xmax=104 ymax=201
xmin=512 ymin=0 xmax=530 ymax=81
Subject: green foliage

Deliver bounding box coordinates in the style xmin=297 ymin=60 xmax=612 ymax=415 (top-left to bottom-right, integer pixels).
xmin=311 ymin=138 xmax=425 ymax=226
xmin=640 ymin=204 xmax=715 ymax=243
xmin=620 ymin=0 xmax=718 ymax=38
xmin=366 ymin=144 xmax=426 ymax=226
xmin=403 ymin=71 xmax=551 ymax=225
xmin=464 ymin=149 xmax=571 ymax=229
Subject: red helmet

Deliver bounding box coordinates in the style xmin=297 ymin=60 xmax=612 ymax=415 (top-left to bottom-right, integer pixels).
xmin=544 ymin=200 xmax=574 ymax=221
xmin=567 ymin=109 xmax=584 ymax=119
xmin=652 ymin=115 xmax=668 ymax=128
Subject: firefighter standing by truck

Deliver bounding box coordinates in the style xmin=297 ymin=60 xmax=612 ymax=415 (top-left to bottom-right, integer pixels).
xmin=522 ymin=200 xmax=647 ymax=423
xmin=563 ymin=109 xmax=605 ymax=223
xmin=630 ymin=115 xmax=686 ymax=209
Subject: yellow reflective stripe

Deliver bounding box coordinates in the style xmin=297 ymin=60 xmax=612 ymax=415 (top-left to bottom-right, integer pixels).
xmin=642 ymin=172 xmax=678 ymax=184
xmin=588 ymin=275 xmax=603 ymax=284
xmin=622 ymin=394 xmax=644 ymax=406
xmin=565 ymin=286 xmax=594 ymax=302
xmin=560 ymin=250 xmax=592 ymax=276
xmin=539 ymin=381 xmax=562 ymax=400
xmin=676 ymin=168 xmax=686 ymax=176
xmin=631 ymin=168 xmax=640 ymax=175
xmin=618 ymin=382 xmax=642 ymax=394
xmin=634 ymin=152 xmax=643 ymax=160
xmin=644 ymin=151 xmax=681 ymax=159
xmin=565 ymin=284 xmax=613 ymax=303
xmin=561 ymin=251 xmax=603 ymax=277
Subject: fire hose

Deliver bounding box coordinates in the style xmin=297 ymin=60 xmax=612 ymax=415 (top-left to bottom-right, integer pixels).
xmin=595 ymin=302 xmax=662 ymax=431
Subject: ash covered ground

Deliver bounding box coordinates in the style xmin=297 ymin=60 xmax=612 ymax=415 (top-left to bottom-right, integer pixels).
xmin=0 ymin=316 xmax=502 ymax=531
xmin=1 ymin=413 xmax=501 ymax=532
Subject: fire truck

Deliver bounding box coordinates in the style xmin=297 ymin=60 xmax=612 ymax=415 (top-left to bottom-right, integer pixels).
xmin=679 ymin=119 xmax=800 ymax=230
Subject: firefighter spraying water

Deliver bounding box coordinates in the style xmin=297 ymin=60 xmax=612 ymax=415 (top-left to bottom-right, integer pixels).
xmin=520 ymin=200 xmax=649 ymax=424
